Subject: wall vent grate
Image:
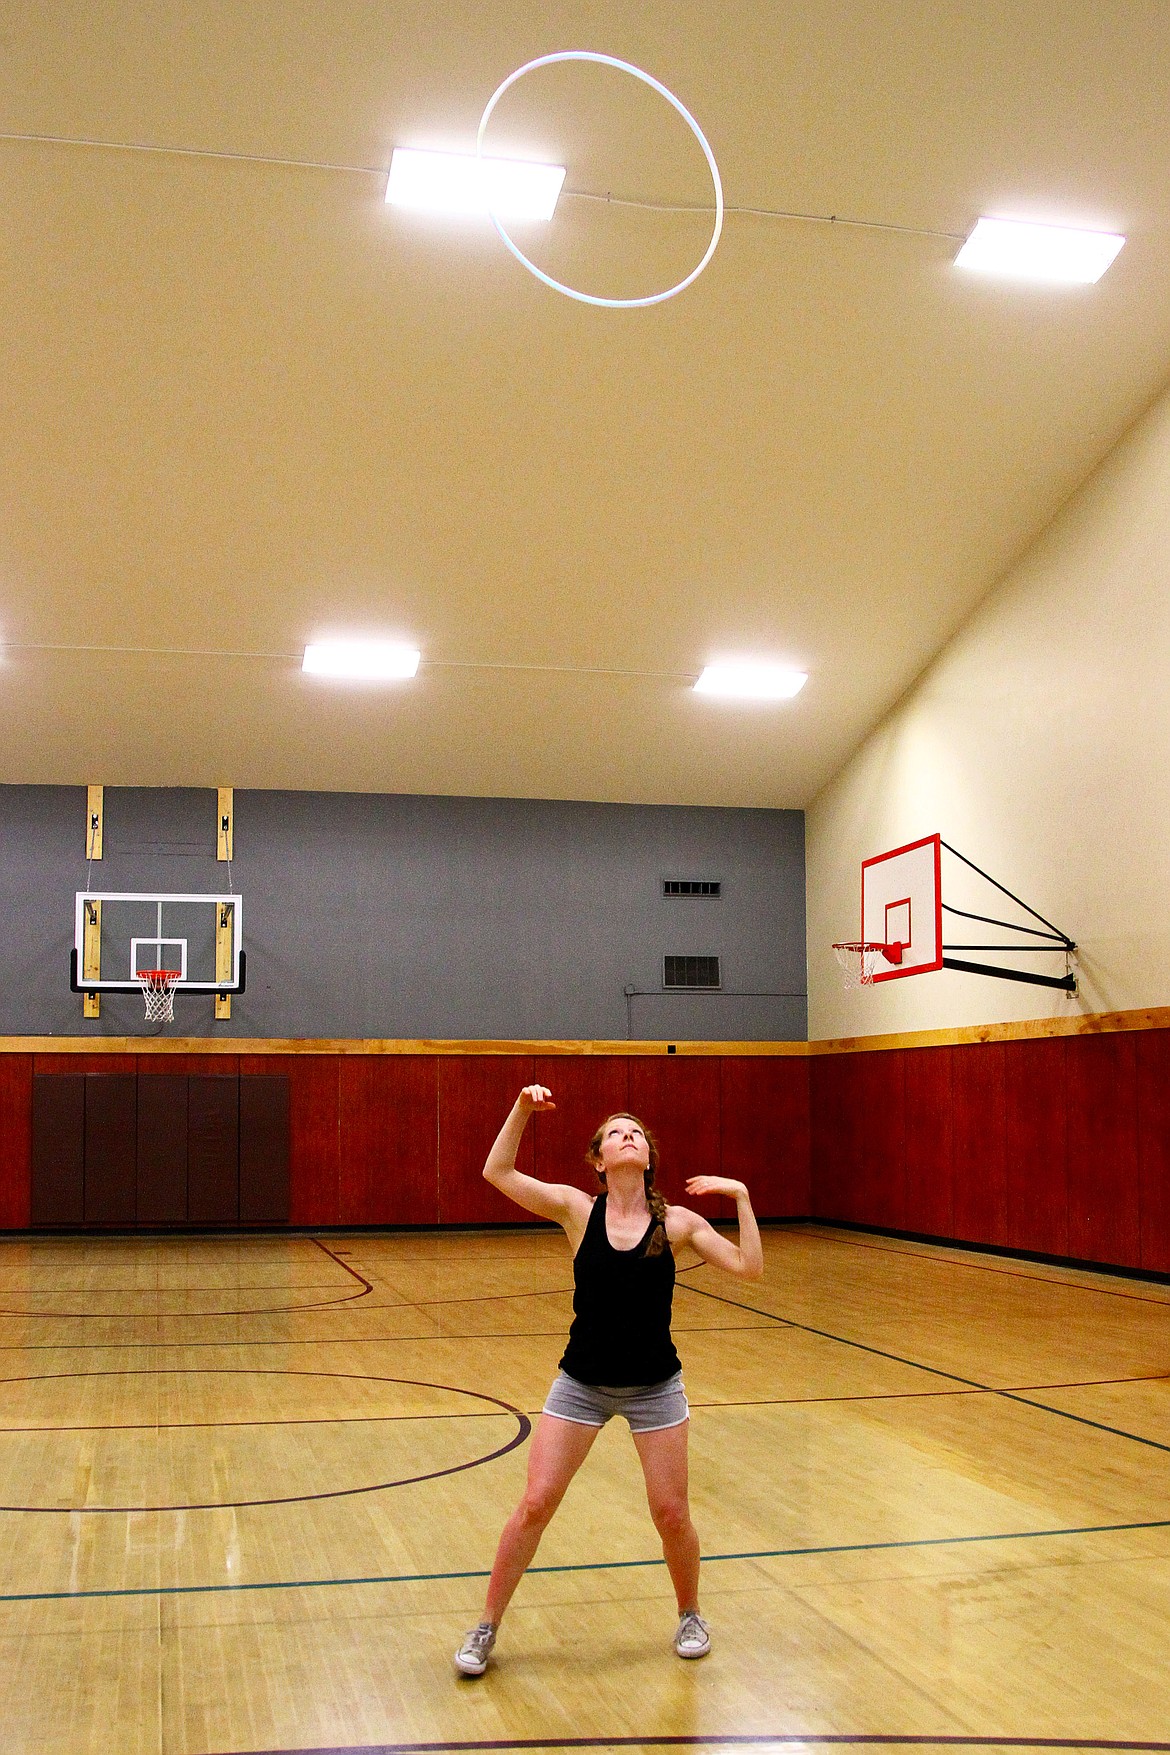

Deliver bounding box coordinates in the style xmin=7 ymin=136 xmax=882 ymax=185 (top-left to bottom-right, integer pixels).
xmin=663 ymin=955 xmax=721 ymax=990
xmin=663 ymin=879 xmax=721 ymax=897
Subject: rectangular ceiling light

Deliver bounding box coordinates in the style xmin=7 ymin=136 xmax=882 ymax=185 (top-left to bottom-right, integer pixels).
xmin=693 ymin=662 xmax=808 ymax=700
xmin=954 ymin=216 xmax=1125 ymax=284
xmin=386 ymin=147 xmax=566 ymax=221
xmin=302 ymin=641 xmax=421 ymax=680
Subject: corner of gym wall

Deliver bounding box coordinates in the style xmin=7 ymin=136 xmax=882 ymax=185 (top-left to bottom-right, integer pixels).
xmin=806 ymin=375 xmax=1170 ymax=1040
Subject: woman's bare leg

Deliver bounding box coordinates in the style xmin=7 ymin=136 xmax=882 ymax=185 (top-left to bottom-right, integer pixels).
xmin=632 ymin=1421 xmax=701 ymax=1613
xmin=483 ymin=1414 xmax=600 ymax=1625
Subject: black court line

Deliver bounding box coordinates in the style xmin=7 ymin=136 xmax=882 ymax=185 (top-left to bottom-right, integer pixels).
xmin=0 ymin=1236 xmax=374 ymax=1321
xmin=6 ymin=1248 xmax=1170 ymax=1457
xmin=0 ymin=1245 xmax=702 ymax=1324
xmin=3 ymin=1371 xmax=1163 ymax=1438
xmin=0 ymin=1294 xmax=371 ymax=1319
xmin=0 ymin=1370 xmax=529 ymax=1512
xmin=681 ymin=1371 xmax=1170 ymax=1412
xmin=276 ymin=1255 xmax=707 ymax=1315
xmin=5 ymin=1513 xmax=1170 ymax=1604
xmin=0 ymin=1284 xmax=352 ymax=1298
xmin=0 ymin=1323 xmax=754 ymax=1353
xmin=801 ymin=1226 xmax=1170 ymax=1309
xmin=678 ymin=1280 xmax=1170 ymax=1459
xmin=312 ymin=1237 xmax=375 ymax=1294
xmin=0 ymin=1409 xmax=527 ymax=1435
xmin=216 ymin=1739 xmax=1170 ymax=1754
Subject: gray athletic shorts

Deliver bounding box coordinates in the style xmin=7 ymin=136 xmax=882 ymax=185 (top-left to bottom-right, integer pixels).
xmin=542 ymin=1369 xmax=689 ymax=1433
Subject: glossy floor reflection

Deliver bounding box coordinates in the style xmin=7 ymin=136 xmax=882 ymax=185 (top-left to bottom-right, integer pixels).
xmin=0 ymin=1224 xmax=1169 ymax=1754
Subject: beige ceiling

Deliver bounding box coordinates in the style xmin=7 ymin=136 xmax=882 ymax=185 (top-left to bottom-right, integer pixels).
xmin=2 ymin=0 xmax=1169 ymax=805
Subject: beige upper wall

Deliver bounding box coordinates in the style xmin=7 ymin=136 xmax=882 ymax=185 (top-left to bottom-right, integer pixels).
xmin=806 ymin=373 xmax=1170 ymax=1038
xmin=7 ymin=2 xmax=1170 ymax=800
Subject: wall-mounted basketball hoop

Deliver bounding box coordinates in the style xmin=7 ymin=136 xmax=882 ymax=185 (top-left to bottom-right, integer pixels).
xmin=833 ymin=833 xmax=1077 ymax=994
xmin=70 ymin=891 xmax=247 ymax=1022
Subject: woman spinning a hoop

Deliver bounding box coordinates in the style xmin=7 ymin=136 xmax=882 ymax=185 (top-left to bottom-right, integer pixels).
xmin=454 ymin=1084 xmax=763 ymax=1676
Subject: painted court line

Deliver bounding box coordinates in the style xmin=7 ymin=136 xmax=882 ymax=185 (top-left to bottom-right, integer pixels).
xmin=811 ymin=1225 xmax=1170 ymax=1309
xmin=2 ymin=1515 xmax=1168 ymax=1605
xmin=225 ymin=1734 xmax=1170 ymax=1753
xmin=680 ymin=1282 xmax=1170 ymax=1457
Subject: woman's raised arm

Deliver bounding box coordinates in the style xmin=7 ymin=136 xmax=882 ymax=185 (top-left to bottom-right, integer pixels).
xmin=482 ymin=1086 xmax=593 ymax=1229
xmin=668 ymin=1177 xmax=764 ymax=1279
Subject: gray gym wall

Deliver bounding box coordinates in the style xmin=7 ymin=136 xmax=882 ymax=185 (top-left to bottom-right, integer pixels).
xmin=0 ymin=786 xmax=807 ymax=1041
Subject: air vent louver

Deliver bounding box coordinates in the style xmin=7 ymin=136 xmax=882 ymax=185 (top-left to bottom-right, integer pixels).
xmin=663 ymin=955 xmax=721 ymax=990
xmin=663 ymin=879 xmax=721 ymax=897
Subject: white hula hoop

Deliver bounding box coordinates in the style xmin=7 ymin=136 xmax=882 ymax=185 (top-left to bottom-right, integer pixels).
xmin=476 ymin=51 xmax=724 ymax=309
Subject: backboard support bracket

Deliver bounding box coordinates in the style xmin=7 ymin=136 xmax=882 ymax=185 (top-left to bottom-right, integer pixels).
xmin=215 ymin=898 xmax=235 ymax=1020
xmin=82 ymin=895 xmax=101 ymax=1019
xmin=941 ymin=955 xmax=1077 ymax=993
xmin=83 ymin=789 xmax=104 ymax=1017
xmin=217 ymin=788 xmax=233 ymax=863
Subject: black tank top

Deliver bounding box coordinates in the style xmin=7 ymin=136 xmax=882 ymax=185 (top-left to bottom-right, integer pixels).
xmin=559 ymin=1193 xmax=681 ymax=1387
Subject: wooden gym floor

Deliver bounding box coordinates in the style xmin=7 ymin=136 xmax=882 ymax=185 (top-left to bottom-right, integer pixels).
xmin=1 ymin=1225 xmax=1169 ymax=1754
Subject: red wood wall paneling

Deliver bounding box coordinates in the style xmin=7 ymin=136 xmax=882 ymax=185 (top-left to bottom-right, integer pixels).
xmin=1065 ymin=1033 xmax=1140 ymax=1268
xmin=1137 ymin=1030 xmax=1170 ymax=1273
xmin=1003 ymin=1037 xmax=1068 ymax=1256
xmin=4 ymin=1024 xmax=1170 ymax=1276
xmin=720 ymin=1056 xmax=810 ymax=1217
xmin=137 ymin=1055 xmax=240 ymax=1077
xmin=628 ymin=1057 xmax=721 ymax=1209
xmin=0 ymin=1055 xmax=32 ymax=1227
xmin=437 ymin=1056 xmax=535 ymax=1223
xmin=531 ymin=1056 xmax=630 ymax=1195
xmin=30 ymin=1074 xmax=84 ymax=1226
xmin=902 ymin=1046 xmax=953 ymax=1239
xmin=241 ymin=1054 xmax=340 ymax=1226
xmin=809 ymin=1055 xmax=851 ymax=1221
xmin=33 ymin=1055 xmax=137 ymax=1075
xmin=949 ymin=1042 xmax=1008 ymax=1246
xmin=857 ymin=1049 xmax=907 ymax=1230
xmin=339 ymin=1056 xmax=439 ymax=1225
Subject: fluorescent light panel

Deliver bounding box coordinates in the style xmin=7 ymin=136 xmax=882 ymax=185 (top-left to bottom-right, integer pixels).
xmin=955 ymin=216 xmax=1125 ymax=284
xmin=694 ymin=662 xmax=808 ymax=700
xmin=386 ymin=147 xmax=565 ymax=221
xmin=303 ymin=641 xmax=421 ymax=680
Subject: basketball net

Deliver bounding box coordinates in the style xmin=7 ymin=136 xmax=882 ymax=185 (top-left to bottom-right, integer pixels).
xmin=137 ymin=968 xmax=179 ymax=1024
xmin=832 ymin=942 xmax=896 ymax=989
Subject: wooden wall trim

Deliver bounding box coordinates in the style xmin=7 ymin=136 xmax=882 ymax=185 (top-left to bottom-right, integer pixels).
xmin=2 ymin=1001 xmax=1169 ymax=1058
xmin=808 ymin=1003 xmax=1170 ymax=1056
xmin=0 ymin=1036 xmax=808 ymax=1057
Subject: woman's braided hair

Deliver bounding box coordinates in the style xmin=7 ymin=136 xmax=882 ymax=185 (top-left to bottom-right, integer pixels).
xmin=587 ymin=1113 xmax=669 ymax=1257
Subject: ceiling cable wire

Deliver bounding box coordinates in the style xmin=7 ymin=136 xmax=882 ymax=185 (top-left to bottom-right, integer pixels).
xmin=0 ymin=126 xmax=963 ymax=242
xmin=0 ymin=642 xmax=696 ymax=683
xmin=562 ymin=187 xmax=965 ymax=242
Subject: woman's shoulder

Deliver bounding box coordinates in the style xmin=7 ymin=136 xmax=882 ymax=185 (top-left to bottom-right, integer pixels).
xmin=663 ymin=1203 xmax=702 ymax=1244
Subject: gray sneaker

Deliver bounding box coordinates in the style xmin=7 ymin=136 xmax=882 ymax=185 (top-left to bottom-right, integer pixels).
xmin=673 ymin=1610 xmax=711 ymax=1659
xmin=454 ymin=1621 xmax=497 ymax=1676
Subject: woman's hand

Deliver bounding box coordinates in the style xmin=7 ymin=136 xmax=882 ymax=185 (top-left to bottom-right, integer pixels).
xmin=518 ymin=1084 xmax=556 ymax=1113
xmin=684 ymin=1175 xmax=747 ymax=1200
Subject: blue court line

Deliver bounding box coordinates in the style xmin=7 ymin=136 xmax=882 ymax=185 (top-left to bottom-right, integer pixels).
xmin=3 ymin=1515 xmax=1169 ymax=1607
